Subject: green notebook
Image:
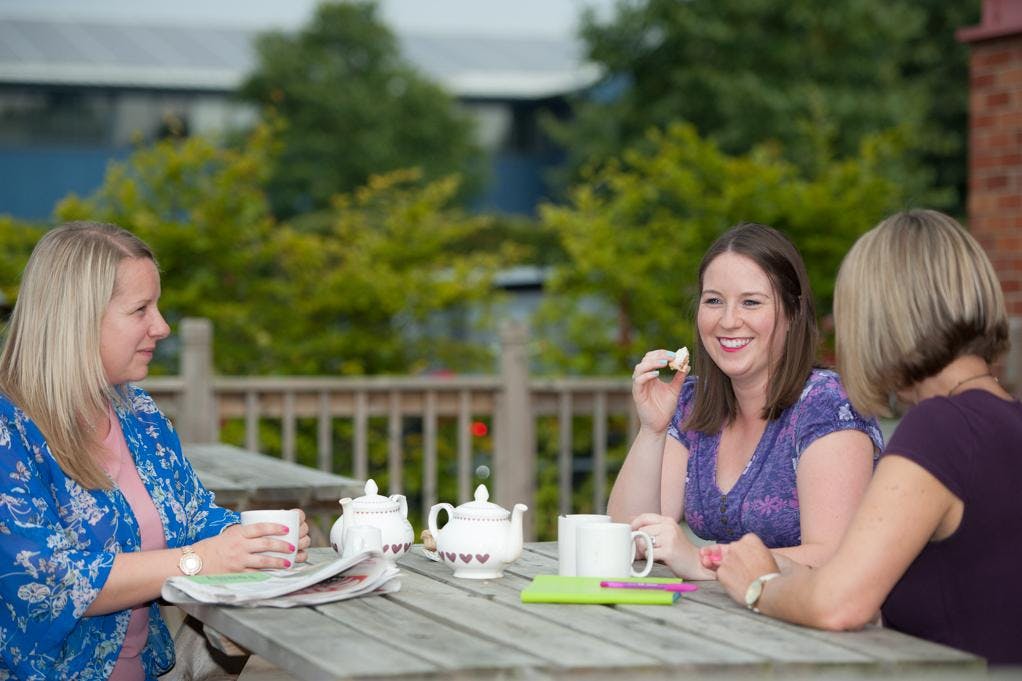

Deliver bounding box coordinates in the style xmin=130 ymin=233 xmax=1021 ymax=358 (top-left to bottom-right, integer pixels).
xmin=520 ymin=575 xmax=682 ymax=605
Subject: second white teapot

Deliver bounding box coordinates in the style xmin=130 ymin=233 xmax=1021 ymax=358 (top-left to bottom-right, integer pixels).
xmin=427 ymin=484 xmax=528 ymax=579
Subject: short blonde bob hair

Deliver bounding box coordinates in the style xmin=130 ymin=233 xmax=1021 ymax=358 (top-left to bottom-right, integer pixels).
xmin=834 ymin=209 xmax=1008 ymax=417
xmin=0 ymin=221 xmax=157 ymax=489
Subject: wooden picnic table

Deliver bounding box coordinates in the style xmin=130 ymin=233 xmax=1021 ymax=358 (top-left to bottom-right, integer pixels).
xmin=171 ymin=544 xmax=984 ymax=681
xmin=184 ymin=443 xmax=363 ymax=511
xmin=183 ymin=443 xmax=363 ymax=542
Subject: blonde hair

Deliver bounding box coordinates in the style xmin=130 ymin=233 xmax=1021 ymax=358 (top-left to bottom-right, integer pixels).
xmin=0 ymin=221 xmax=156 ymax=489
xmin=834 ymin=209 xmax=1008 ymax=416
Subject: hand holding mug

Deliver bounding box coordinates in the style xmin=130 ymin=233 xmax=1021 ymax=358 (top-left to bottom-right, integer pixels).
xmin=196 ymin=511 xmax=298 ymax=573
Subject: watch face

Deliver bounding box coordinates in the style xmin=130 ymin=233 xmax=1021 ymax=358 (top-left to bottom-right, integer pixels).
xmin=180 ymin=553 xmax=202 ymax=576
xmin=745 ymin=579 xmax=763 ymax=608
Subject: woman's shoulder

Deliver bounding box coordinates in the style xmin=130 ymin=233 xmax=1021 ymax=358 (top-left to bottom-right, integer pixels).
xmin=793 ymin=368 xmax=852 ymax=405
xmin=123 ymin=384 xmax=163 ymax=415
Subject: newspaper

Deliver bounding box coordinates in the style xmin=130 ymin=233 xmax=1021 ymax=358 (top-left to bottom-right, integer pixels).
xmin=161 ymin=550 xmax=400 ymax=608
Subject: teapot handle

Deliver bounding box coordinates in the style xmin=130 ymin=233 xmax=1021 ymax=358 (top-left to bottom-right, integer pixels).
xmin=390 ymin=494 xmax=408 ymax=518
xmin=428 ymin=503 xmax=454 ymax=538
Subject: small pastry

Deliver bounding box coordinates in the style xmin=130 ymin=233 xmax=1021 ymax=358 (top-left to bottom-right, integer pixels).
xmin=668 ymin=346 xmax=690 ymax=373
xmin=420 ymin=529 xmax=437 ymax=552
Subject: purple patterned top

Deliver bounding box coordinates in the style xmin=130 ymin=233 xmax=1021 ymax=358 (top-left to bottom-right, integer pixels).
xmin=668 ymin=369 xmax=883 ymax=548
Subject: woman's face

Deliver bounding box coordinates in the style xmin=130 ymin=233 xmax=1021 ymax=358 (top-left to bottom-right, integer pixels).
xmin=696 ymin=251 xmax=788 ymax=391
xmin=99 ymin=258 xmax=170 ymax=386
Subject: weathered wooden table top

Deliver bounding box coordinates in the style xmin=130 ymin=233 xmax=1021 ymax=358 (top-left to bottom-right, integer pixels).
xmin=171 ymin=544 xmax=983 ymax=681
xmin=183 ymin=443 xmax=363 ymax=512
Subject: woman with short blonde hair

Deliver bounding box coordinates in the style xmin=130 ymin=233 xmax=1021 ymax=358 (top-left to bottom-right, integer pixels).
xmin=710 ymin=209 xmax=1022 ymax=666
xmin=835 ymin=209 xmax=1008 ymax=414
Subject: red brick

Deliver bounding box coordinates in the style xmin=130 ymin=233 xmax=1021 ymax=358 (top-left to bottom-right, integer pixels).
xmin=999 ymin=195 xmax=1022 ymax=210
xmin=973 ymin=73 xmax=997 ymax=89
xmin=987 ymin=91 xmax=1013 ymax=108
xmin=974 ymin=48 xmax=1014 ymax=70
xmin=983 ymin=174 xmax=1010 ymax=190
xmin=972 ymin=113 xmax=997 ymax=129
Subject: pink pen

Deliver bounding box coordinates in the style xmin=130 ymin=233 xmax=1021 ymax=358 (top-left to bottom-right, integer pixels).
xmin=600 ymin=580 xmax=699 ymax=593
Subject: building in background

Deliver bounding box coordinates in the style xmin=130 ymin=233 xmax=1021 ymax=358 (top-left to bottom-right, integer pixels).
xmin=959 ymin=0 xmax=1022 ymax=395
xmin=0 ymin=11 xmax=598 ymax=220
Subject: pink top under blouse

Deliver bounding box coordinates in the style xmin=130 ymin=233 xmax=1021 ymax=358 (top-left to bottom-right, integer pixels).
xmin=100 ymin=407 xmax=167 ymax=681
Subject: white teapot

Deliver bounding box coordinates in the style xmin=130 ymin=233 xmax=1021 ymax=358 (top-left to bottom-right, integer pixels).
xmin=427 ymin=484 xmax=528 ymax=579
xmin=331 ymin=479 xmax=414 ymax=560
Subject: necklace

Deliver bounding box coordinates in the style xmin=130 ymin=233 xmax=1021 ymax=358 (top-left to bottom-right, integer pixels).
xmin=947 ymin=371 xmax=993 ymax=396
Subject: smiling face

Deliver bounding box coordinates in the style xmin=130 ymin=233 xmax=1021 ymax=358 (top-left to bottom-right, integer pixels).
xmin=99 ymin=257 xmax=170 ymax=386
xmin=697 ymin=251 xmax=789 ymax=392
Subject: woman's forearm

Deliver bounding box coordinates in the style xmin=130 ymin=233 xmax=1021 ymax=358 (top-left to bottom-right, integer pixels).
xmin=771 ymin=540 xmax=838 ymax=569
xmin=85 ymin=548 xmax=187 ymax=616
xmin=607 ymin=427 xmax=669 ymax=521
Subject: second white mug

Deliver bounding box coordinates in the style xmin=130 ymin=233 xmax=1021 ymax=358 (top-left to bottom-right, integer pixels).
xmin=558 ymin=514 xmax=611 ymax=576
xmin=575 ymin=522 xmax=654 ymax=578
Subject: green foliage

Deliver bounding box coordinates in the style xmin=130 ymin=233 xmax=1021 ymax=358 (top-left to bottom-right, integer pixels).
xmin=55 ymin=126 xmax=506 ymax=376
xmin=270 ymin=169 xmax=513 ymax=375
xmin=553 ymin=0 xmax=974 ymax=213
xmin=239 ymin=1 xmax=481 ymax=218
xmin=56 ymin=125 xmax=282 ymax=375
xmin=0 ymin=216 xmax=43 ymax=307
xmin=536 ymin=123 xmax=904 ymax=374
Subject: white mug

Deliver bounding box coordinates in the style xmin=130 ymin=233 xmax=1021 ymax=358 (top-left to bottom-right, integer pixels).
xmin=341 ymin=524 xmax=383 ymax=559
xmin=575 ymin=522 xmax=654 ymax=578
xmin=240 ymin=509 xmax=300 ymax=567
xmin=557 ymin=514 xmax=611 ymax=576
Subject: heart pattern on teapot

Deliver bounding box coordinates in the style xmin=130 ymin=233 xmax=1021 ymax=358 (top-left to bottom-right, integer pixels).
xmin=439 ymin=551 xmax=492 ymax=564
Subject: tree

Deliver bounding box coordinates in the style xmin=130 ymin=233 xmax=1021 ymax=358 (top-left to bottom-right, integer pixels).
xmin=552 ymin=0 xmax=976 ymax=214
xmin=55 ymin=125 xmax=508 ymax=376
xmin=535 ymin=123 xmax=905 ymax=374
xmin=239 ymin=1 xmax=481 ymax=218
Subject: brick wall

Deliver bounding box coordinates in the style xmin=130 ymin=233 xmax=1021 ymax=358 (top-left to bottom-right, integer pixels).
xmin=960 ymin=0 xmax=1022 ymax=391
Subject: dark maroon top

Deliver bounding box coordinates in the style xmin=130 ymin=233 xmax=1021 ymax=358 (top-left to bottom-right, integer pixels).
xmin=881 ymin=389 xmax=1022 ymax=665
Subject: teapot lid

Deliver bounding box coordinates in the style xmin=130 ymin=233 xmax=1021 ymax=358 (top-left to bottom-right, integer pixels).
xmin=453 ymin=484 xmax=509 ymax=520
xmin=349 ymin=479 xmax=399 ymax=511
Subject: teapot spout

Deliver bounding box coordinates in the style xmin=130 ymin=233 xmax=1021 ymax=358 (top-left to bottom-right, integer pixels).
xmin=505 ymin=503 xmax=528 ymax=564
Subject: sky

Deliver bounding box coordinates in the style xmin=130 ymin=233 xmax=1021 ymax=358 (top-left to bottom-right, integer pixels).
xmin=0 ymin=0 xmax=621 ymax=37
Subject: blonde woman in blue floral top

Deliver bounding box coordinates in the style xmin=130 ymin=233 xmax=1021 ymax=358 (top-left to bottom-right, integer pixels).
xmin=0 ymin=222 xmax=311 ymax=680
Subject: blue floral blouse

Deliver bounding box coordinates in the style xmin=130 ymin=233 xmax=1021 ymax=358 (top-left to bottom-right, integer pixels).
xmin=0 ymin=386 xmax=240 ymax=680
xmin=669 ymin=369 xmax=884 ymax=548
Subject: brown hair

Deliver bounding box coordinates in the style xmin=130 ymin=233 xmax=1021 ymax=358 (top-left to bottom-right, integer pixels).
xmin=834 ymin=209 xmax=1008 ymax=416
xmin=685 ymin=223 xmax=818 ymax=433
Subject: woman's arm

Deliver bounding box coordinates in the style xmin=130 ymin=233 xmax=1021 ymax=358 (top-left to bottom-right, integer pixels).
xmin=716 ymin=455 xmax=958 ymax=629
xmin=626 ymin=437 xmax=717 ymax=579
xmin=607 ymin=428 xmax=689 ymax=521
xmin=773 ymin=428 xmax=876 ymax=567
xmin=85 ymin=521 xmax=296 ymax=615
xmin=607 ymin=349 xmax=689 ymax=521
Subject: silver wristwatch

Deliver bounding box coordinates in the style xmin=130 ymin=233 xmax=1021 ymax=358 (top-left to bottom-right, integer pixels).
xmin=744 ymin=572 xmax=781 ymax=613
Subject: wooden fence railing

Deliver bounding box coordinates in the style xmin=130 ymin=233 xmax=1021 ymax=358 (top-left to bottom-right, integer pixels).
xmin=142 ymin=318 xmax=637 ymax=539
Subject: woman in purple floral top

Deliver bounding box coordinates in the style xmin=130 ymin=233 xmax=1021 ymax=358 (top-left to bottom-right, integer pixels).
xmin=608 ymin=223 xmax=882 ymax=579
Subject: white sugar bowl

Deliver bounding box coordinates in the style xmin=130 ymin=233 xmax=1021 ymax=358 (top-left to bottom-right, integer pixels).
xmin=427 ymin=484 xmax=528 ymax=579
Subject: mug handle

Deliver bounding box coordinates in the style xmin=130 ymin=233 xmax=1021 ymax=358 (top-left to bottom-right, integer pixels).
xmin=630 ymin=530 xmax=654 ymax=577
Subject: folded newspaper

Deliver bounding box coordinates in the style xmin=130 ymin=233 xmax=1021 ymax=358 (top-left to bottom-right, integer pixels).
xmin=161 ymin=550 xmax=400 ymax=608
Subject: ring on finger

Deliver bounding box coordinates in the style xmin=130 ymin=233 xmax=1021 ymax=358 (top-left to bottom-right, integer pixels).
xmin=651 ymin=536 xmax=658 ymax=548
